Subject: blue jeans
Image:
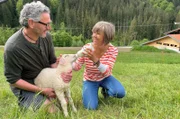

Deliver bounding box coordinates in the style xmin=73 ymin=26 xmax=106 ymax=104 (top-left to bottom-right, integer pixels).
xmin=82 ymin=75 xmax=125 ymax=110
xmin=18 ymin=90 xmax=46 ymax=111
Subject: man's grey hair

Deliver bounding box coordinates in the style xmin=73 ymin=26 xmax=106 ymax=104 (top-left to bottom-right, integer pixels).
xmin=92 ymin=21 xmax=115 ymax=45
xmin=19 ymin=1 xmax=50 ymax=27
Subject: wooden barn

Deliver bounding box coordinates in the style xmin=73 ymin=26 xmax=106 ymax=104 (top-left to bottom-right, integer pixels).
xmin=142 ymin=28 xmax=180 ymax=52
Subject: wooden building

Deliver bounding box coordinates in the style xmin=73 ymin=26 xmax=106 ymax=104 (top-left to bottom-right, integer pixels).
xmin=142 ymin=28 xmax=180 ymax=52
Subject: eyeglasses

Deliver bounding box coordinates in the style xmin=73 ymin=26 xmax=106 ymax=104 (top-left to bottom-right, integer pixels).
xmin=37 ymin=21 xmax=51 ymax=28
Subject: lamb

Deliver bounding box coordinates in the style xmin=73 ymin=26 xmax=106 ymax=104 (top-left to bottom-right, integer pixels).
xmin=34 ymin=53 xmax=80 ymax=117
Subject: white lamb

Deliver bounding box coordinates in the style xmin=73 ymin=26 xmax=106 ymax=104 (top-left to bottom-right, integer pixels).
xmin=34 ymin=53 xmax=81 ymax=117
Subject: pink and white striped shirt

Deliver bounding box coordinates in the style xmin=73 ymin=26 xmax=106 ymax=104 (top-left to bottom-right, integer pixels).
xmin=72 ymin=43 xmax=118 ymax=81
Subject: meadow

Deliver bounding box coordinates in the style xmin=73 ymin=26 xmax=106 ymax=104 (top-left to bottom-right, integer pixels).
xmin=0 ymin=48 xmax=180 ymax=119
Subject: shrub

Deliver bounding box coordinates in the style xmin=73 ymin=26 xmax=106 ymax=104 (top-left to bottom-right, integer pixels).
xmin=71 ymin=34 xmax=84 ymax=47
xmin=139 ymin=38 xmax=148 ymax=44
xmin=52 ymin=31 xmax=72 ymax=47
xmin=130 ymin=40 xmax=140 ymax=46
xmin=0 ymin=27 xmax=15 ymax=45
xmin=71 ymin=40 xmax=84 ymax=47
xmin=84 ymin=39 xmax=92 ymax=44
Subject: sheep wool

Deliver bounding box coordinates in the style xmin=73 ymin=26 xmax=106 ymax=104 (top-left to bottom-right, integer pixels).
xmin=34 ymin=54 xmax=78 ymax=117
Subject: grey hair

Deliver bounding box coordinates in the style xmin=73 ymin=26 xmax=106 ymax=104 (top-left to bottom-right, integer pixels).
xmin=19 ymin=1 xmax=50 ymax=27
xmin=92 ymin=21 xmax=115 ymax=45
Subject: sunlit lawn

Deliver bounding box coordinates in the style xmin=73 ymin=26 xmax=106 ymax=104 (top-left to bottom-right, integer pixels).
xmin=0 ymin=48 xmax=180 ymax=119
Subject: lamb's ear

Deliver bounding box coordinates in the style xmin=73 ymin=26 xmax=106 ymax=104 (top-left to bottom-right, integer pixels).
xmin=59 ymin=57 xmax=66 ymax=65
xmin=71 ymin=55 xmax=77 ymax=63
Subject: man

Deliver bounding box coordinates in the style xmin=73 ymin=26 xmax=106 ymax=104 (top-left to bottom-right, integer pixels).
xmin=4 ymin=1 xmax=72 ymax=113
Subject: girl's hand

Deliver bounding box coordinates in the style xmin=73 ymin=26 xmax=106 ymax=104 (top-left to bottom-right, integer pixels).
xmin=84 ymin=48 xmax=99 ymax=63
xmin=61 ymin=70 xmax=73 ymax=83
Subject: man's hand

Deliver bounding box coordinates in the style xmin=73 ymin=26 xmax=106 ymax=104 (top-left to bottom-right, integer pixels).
xmin=50 ymin=55 xmax=62 ymax=68
xmin=61 ymin=70 xmax=73 ymax=83
xmin=41 ymin=88 xmax=56 ymax=98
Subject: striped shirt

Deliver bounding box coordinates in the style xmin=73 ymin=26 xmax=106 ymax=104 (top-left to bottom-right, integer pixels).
xmin=72 ymin=43 xmax=118 ymax=81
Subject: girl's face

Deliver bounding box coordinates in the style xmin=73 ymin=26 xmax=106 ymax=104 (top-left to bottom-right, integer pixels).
xmin=92 ymin=30 xmax=104 ymax=46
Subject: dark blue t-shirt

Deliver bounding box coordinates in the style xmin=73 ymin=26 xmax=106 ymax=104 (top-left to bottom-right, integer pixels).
xmin=4 ymin=28 xmax=56 ymax=95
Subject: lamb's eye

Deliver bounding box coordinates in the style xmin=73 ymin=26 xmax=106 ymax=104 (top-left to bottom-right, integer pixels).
xmin=64 ymin=55 xmax=69 ymax=58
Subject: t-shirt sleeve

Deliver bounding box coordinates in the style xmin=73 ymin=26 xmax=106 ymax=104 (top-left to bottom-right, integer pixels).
xmin=4 ymin=49 xmax=22 ymax=84
xmin=46 ymin=32 xmax=56 ymax=65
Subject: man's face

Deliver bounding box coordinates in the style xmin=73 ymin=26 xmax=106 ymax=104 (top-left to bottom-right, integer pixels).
xmin=33 ymin=12 xmax=52 ymax=38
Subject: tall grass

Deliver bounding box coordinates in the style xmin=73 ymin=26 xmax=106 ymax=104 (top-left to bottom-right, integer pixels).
xmin=0 ymin=49 xmax=180 ymax=119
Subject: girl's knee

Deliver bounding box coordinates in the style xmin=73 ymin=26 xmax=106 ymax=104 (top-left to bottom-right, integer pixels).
xmin=112 ymin=88 xmax=126 ymax=98
xmin=118 ymin=90 xmax=125 ymax=98
xmin=83 ymin=101 xmax=98 ymax=110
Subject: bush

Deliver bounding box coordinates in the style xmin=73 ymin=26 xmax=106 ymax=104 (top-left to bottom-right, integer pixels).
xmin=139 ymin=38 xmax=148 ymax=44
xmin=130 ymin=39 xmax=149 ymax=46
xmin=71 ymin=40 xmax=84 ymax=47
xmin=52 ymin=31 xmax=72 ymax=47
xmin=71 ymin=34 xmax=84 ymax=47
xmin=84 ymin=39 xmax=92 ymax=44
xmin=0 ymin=27 xmax=15 ymax=45
xmin=130 ymin=40 xmax=140 ymax=46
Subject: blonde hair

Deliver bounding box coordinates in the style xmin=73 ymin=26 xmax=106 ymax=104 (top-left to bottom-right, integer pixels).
xmin=92 ymin=21 xmax=115 ymax=45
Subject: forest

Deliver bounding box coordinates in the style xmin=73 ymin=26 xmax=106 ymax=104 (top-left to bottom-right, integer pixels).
xmin=0 ymin=0 xmax=180 ymax=46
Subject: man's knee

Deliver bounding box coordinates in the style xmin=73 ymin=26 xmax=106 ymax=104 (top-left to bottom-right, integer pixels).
xmin=42 ymin=99 xmax=58 ymax=113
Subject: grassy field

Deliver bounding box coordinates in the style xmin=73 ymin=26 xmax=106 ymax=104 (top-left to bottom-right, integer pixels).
xmin=0 ymin=48 xmax=180 ymax=119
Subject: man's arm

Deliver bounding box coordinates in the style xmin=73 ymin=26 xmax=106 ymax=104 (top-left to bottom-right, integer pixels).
xmin=50 ymin=62 xmax=58 ymax=68
xmin=50 ymin=55 xmax=60 ymax=68
xmin=11 ymin=79 xmax=56 ymax=98
xmin=12 ymin=79 xmax=42 ymax=92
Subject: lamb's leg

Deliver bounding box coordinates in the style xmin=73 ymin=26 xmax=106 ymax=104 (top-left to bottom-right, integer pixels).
xmin=65 ymin=88 xmax=77 ymax=112
xmin=55 ymin=91 xmax=69 ymax=117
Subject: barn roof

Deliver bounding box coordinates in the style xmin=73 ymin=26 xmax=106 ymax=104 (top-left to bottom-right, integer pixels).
xmin=164 ymin=28 xmax=180 ymax=35
xmin=142 ymin=34 xmax=180 ymax=45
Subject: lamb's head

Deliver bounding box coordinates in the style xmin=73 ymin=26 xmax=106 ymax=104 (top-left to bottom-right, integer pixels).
xmin=57 ymin=54 xmax=77 ymax=72
xmin=59 ymin=54 xmax=77 ymax=65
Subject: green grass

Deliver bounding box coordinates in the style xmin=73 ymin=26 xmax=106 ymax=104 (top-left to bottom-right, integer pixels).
xmin=1 ymin=49 xmax=180 ymax=119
